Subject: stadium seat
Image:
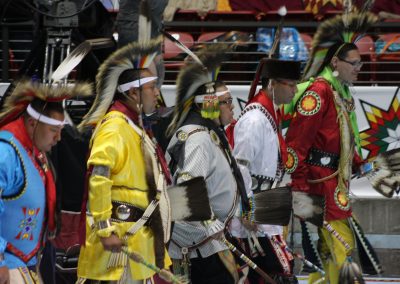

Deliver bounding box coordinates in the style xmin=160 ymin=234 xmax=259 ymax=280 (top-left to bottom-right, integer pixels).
xmin=375 ymin=33 xmax=400 ymax=83
xmin=356 ymin=35 xmax=376 ymax=81
xmin=356 ymin=35 xmax=375 ymax=57
xmin=300 ymin=33 xmax=313 ymax=51
xmin=258 ymin=10 xmax=314 ymax=22
xmin=163 ymin=32 xmax=194 ymax=69
xmin=163 ymin=32 xmax=194 ymax=59
xmin=197 ymin=32 xmax=226 ymax=43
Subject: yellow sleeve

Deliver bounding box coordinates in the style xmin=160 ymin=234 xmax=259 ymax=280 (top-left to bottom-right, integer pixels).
xmin=87 ymin=118 xmax=127 ymax=236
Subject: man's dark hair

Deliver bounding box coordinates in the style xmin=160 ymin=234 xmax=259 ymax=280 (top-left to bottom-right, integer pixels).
xmin=261 ymin=78 xmax=269 ymax=89
xmin=214 ymin=80 xmax=226 ymax=90
xmin=29 ymin=98 xmax=64 ymax=117
xmin=114 ymin=68 xmax=147 ymax=100
xmin=317 ymin=42 xmax=358 ymax=75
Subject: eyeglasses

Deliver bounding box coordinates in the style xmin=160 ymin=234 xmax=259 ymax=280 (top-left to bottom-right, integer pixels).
xmin=219 ymin=97 xmax=233 ymax=105
xmin=339 ymin=58 xmax=363 ymax=68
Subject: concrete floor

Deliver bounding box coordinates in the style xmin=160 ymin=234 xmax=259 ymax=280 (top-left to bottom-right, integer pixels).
xmin=297 ymin=275 xmax=400 ymax=283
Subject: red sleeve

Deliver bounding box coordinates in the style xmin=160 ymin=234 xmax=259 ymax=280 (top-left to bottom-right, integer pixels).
xmin=285 ymin=81 xmax=331 ymax=191
xmin=225 ymin=120 xmax=237 ymax=148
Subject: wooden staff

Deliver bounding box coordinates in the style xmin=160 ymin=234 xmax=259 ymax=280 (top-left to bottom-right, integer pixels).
xmin=221 ymin=237 xmax=277 ymax=284
xmin=121 ymin=247 xmax=187 ymax=284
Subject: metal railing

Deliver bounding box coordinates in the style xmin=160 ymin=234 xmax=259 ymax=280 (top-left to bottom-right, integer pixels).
xmin=1 ymin=14 xmax=399 ymax=86
xmin=163 ymin=20 xmax=400 ymax=86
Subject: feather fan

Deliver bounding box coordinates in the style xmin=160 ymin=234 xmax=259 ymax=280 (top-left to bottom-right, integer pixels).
xmin=366 ymin=148 xmax=400 ymax=198
xmin=253 ymin=186 xmax=292 ymax=226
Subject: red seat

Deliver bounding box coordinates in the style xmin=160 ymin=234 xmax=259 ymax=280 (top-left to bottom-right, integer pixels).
xmin=374 ymin=33 xmax=400 ymax=83
xmin=163 ymin=32 xmax=194 ymax=59
xmin=355 ymin=35 xmax=377 ymax=81
xmin=300 ymin=33 xmax=313 ymax=51
xmin=356 ymin=35 xmax=375 ymax=57
xmin=163 ymin=32 xmax=194 ymax=69
xmin=197 ymin=32 xmax=226 ymax=43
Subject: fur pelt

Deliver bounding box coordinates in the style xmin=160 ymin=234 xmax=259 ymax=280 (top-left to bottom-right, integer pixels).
xmin=292 ymin=191 xmax=325 ymax=226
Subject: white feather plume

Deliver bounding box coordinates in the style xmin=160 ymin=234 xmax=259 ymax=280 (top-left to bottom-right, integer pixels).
xmin=292 ymin=191 xmax=323 ymax=219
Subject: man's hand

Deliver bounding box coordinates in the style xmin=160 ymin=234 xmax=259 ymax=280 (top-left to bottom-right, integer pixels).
xmin=0 ymin=266 xmax=10 ymax=284
xmin=100 ymin=233 xmax=123 ymax=252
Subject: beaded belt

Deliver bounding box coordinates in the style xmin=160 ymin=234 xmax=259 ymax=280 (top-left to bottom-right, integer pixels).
xmin=306 ymin=148 xmax=339 ymax=170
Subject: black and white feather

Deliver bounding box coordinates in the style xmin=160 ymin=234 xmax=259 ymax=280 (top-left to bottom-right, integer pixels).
xmin=161 ymin=30 xmax=203 ymax=66
xmin=167 ymin=177 xmax=213 ymax=221
xmin=51 ymin=41 xmax=92 ymax=83
xmin=138 ymin=0 xmax=152 ymax=43
xmin=366 ymin=148 xmax=400 ymax=198
xmin=269 ymin=6 xmax=287 ymax=59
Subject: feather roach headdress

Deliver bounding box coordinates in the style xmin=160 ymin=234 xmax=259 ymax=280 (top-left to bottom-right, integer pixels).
xmin=303 ymin=1 xmax=378 ymax=79
xmin=78 ymin=37 xmax=161 ymax=131
xmin=0 ymin=80 xmax=92 ymax=128
xmin=166 ymin=43 xmax=230 ymax=136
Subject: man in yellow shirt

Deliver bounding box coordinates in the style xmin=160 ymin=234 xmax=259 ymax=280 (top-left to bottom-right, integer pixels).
xmin=77 ymin=37 xmax=171 ymax=283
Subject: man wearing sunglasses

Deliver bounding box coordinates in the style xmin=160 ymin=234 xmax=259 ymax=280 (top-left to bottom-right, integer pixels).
xmin=285 ymin=15 xmax=382 ymax=282
xmin=227 ymin=58 xmax=301 ymax=283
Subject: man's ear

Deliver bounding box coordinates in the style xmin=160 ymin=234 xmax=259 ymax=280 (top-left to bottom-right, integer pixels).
xmin=26 ymin=116 xmax=37 ymax=128
xmin=128 ymin=88 xmax=139 ymax=102
xmin=331 ymin=56 xmax=339 ymax=69
xmin=269 ymin=79 xmax=276 ymax=89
